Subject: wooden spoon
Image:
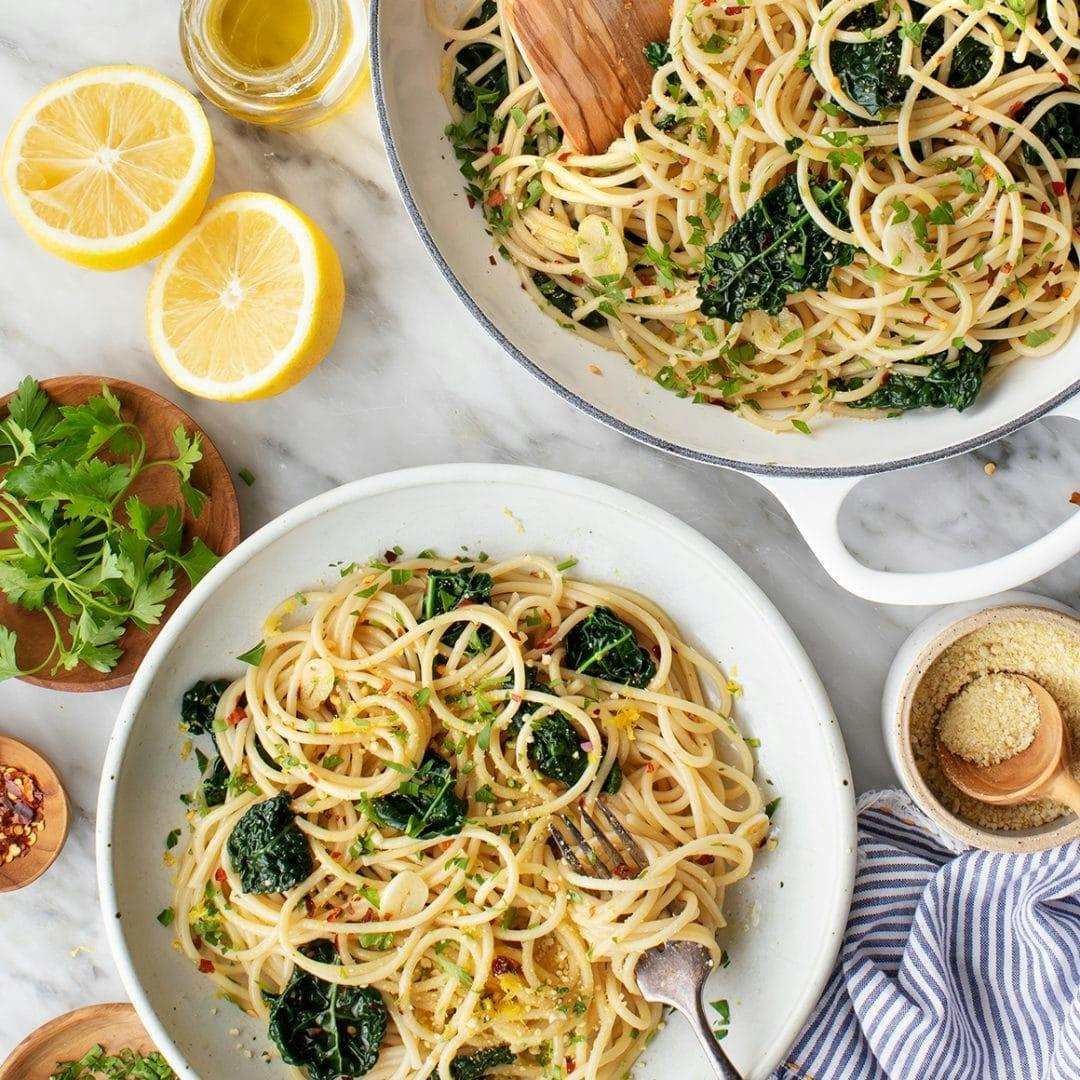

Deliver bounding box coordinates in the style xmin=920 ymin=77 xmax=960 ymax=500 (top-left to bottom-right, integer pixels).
xmin=0 ymin=375 xmax=241 ymax=692
xmin=938 ymin=674 xmax=1080 ymax=816
xmin=0 ymin=1003 xmax=160 ymax=1080
xmin=505 ymin=0 xmax=670 ymax=155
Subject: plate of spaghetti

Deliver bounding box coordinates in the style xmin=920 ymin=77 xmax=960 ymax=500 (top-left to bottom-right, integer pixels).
xmin=98 ymin=465 xmax=855 ymax=1080
xmin=371 ymin=0 xmax=1080 ymax=604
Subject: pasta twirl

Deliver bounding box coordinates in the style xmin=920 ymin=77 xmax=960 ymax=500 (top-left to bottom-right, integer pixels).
xmin=172 ymin=555 xmax=768 ymax=1080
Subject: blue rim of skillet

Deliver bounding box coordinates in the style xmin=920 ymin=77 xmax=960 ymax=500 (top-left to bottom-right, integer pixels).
xmin=368 ymin=0 xmax=1080 ymax=479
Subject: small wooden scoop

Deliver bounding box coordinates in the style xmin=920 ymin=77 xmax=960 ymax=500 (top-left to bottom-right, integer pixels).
xmin=938 ymin=675 xmax=1080 ymax=816
xmin=505 ymin=0 xmax=670 ymax=155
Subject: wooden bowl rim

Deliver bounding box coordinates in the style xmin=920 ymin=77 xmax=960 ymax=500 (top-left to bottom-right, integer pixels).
xmin=0 ymin=374 xmax=241 ymax=693
xmin=0 ymin=1002 xmax=156 ymax=1080
xmin=892 ymin=603 xmax=1080 ymax=853
xmin=0 ymin=734 xmax=70 ymax=892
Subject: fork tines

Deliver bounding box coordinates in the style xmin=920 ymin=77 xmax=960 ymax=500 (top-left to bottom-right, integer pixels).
xmin=549 ymin=798 xmax=649 ymax=881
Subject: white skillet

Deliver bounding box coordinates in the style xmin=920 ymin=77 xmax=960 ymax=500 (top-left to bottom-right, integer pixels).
xmin=370 ymin=0 xmax=1080 ymax=605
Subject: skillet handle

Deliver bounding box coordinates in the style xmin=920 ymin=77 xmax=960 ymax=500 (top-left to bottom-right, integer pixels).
xmin=758 ymin=395 xmax=1080 ymax=606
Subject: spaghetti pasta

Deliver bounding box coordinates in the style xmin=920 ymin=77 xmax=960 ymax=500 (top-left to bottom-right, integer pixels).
xmin=432 ymin=0 xmax=1080 ymax=431
xmin=171 ymin=554 xmax=768 ymax=1080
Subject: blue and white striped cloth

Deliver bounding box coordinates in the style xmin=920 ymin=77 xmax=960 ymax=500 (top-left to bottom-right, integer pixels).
xmin=772 ymin=791 xmax=1080 ymax=1080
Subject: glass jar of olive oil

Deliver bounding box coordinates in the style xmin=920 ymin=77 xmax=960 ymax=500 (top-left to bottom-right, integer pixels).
xmin=180 ymin=0 xmax=367 ymax=127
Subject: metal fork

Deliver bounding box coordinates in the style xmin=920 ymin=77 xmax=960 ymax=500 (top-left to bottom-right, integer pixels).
xmin=549 ymin=799 xmax=745 ymax=1080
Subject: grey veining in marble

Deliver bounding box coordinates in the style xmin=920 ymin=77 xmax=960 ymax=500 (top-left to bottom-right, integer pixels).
xmin=3 ymin=0 xmax=1080 ymax=1062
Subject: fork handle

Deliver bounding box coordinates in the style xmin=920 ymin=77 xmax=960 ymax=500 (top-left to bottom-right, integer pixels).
xmin=678 ymin=996 xmax=745 ymax=1080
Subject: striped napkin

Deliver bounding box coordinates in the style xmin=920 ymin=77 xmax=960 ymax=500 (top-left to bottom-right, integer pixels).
xmin=771 ymin=790 xmax=1080 ymax=1080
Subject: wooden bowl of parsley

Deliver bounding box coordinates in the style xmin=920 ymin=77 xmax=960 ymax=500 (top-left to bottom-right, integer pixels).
xmin=0 ymin=376 xmax=240 ymax=691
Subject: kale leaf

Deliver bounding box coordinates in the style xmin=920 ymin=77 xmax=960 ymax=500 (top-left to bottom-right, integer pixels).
xmin=830 ymin=2 xmax=910 ymax=117
xmin=643 ymin=41 xmax=671 ymax=69
xmin=199 ymin=754 xmax=230 ymax=809
xmin=529 ymin=715 xmax=588 ymax=788
xmin=1022 ymin=96 xmax=1080 ymax=165
xmin=371 ymin=751 xmax=468 ymax=839
xmin=226 ymin=792 xmax=313 ymax=894
xmin=424 ymin=565 xmax=494 ymax=654
xmin=267 ymin=939 xmax=388 ymax=1080
xmin=697 ymin=176 xmax=855 ymax=323
xmin=449 ymin=0 xmax=507 ymax=141
xmin=920 ymin=20 xmax=991 ymax=89
xmin=181 ymin=678 xmax=229 ymax=736
xmin=835 ymin=343 xmax=991 ymax=412
xmin=451 ymin=1046 xmax=515 ymax=1080
xmin=529 ymin=715 xmax=622 ymax=793
xmin=564 ymin=607 xmax=656 ymax=688
xmin=533 ymin=273 xmax=606 ymax=331
xmin=504 ymin=672 xmax=622 ymax=793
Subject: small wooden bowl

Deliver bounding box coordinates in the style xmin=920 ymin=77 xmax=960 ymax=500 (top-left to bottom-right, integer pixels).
xmin=0 ymin=375 xmax=241 ymax=691
xmin=0 ymin=1003 xmax=160 ymax=1080
xmin=0 ymin=735 xmax=69 ymax=892
xmin=891 ymin=602 xmax=1080 ymax=853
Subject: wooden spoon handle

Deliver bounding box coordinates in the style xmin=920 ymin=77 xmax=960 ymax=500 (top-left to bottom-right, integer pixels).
xmin=1041 ymin=770 xmax=1080 ymax=816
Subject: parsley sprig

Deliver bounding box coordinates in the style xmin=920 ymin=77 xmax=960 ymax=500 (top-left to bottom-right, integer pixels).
xmin=0 ymin=377 xmax=220 ymax=681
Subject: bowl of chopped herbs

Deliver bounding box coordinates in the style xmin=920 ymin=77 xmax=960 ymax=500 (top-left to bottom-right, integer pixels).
xmin=0 ymin=376 xmax=240 ymax=691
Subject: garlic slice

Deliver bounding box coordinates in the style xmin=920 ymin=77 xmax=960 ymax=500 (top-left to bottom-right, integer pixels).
xmin=576 ymin=214 xmax=628 ymax=281
xmin=299 ymin=658 xmax=335 ymax=708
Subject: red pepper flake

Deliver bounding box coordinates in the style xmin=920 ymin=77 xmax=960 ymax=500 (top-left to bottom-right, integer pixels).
xmin=491 ymin=145 xmax=502 ymax=155
xmin=214 ymin=867 xmax=227 ymax=884
xmin=489 ymin=255 xmax=497 ymax=266
xmin=566 ymin=1059 xmax=576 ymax=1073
xmin=1053 ymin=181 xmax=1067 ymax=196
xmin=638 ymin=272 xmax=656 ymax=286
xmin=198 ymin=959 xmax=215 ymax=974
xmin=380 ymin=680 xmax=392 ymax=693
xmin=678 ymin=155 xmax=689 ymax=166
xmin=485 ymin=189 xmax=505 ymax=208
xmin=492 ymin=955 xmax=521 ymax=976
xmin=613 ymin=863 xmax=634 ymax=879
xmin=226 ymin=706 xmax=246 ymax=727
xmin=384 ymin=549 xmax=398 ymax=563
xmin=663 ymin=288 xmax=674 ymax=299
xmin=467 ymin=195 xmax=476 ymax=210
xmin=358 ymin=908 xmax=377 ymax=924
xmin=326 ymin=907 xmax=344 ymax=923
xmin=1041 ymin=202 xmax=1051 ymax=213
xmin=645 ymin=761 xmax=656 ymax=773
xmin=1002 ymin=262 xmax=1013 ymax=275
xmin=1058 ymin=72 xmax=1069 ymax=84
xmin=558 ymin=152 xmax=572 ymax=162
xmin=0 ymin=765 xmax=45 ymax=865
xmin=1008 ymin=100 xmax=1026 ymax=119
xmin=568 ymin=274 xmax=585 ymax=285
xmin=725 ymin=4 xmax=745 ymax=12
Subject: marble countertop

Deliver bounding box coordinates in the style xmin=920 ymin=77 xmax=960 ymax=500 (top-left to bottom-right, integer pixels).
xmin=3 ymin=0 xmax=1080 ymax=1064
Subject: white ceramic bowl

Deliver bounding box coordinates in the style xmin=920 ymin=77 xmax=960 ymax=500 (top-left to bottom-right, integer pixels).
xmin=369 ymin=0 xmax=1080 ymax=606
xmin=882 ymin=590 xmax=1080 ymax=852
xmin=98 ymin=465 xmax=855 ymax=1080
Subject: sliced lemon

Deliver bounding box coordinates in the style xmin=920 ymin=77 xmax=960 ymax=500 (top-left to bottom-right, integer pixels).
xmin=146 ymin=192 xmax=345 ymax=400
xmin=2 ymin=65 xmax=214 ymax=271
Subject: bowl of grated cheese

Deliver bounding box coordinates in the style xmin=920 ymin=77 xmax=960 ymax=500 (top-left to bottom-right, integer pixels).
xmin=884 ymin=592 xmax=1080 ymax=852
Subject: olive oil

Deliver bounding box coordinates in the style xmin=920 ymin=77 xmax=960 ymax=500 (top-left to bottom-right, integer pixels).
xmin=216 ymin=0 xmax=315 ymax=71
xmin=180 ymin=0 xmax=367 ymax=127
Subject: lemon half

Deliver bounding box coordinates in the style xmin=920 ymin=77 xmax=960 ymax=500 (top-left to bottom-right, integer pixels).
xmin=2 ymin=65 xmax=214 ymax=270
xmin=147 ymin=192 xmax=345 ymax=401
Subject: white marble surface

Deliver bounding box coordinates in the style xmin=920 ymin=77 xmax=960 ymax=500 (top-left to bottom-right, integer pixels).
xmin=3 ymin=0 xmax=1080 ymax=1065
